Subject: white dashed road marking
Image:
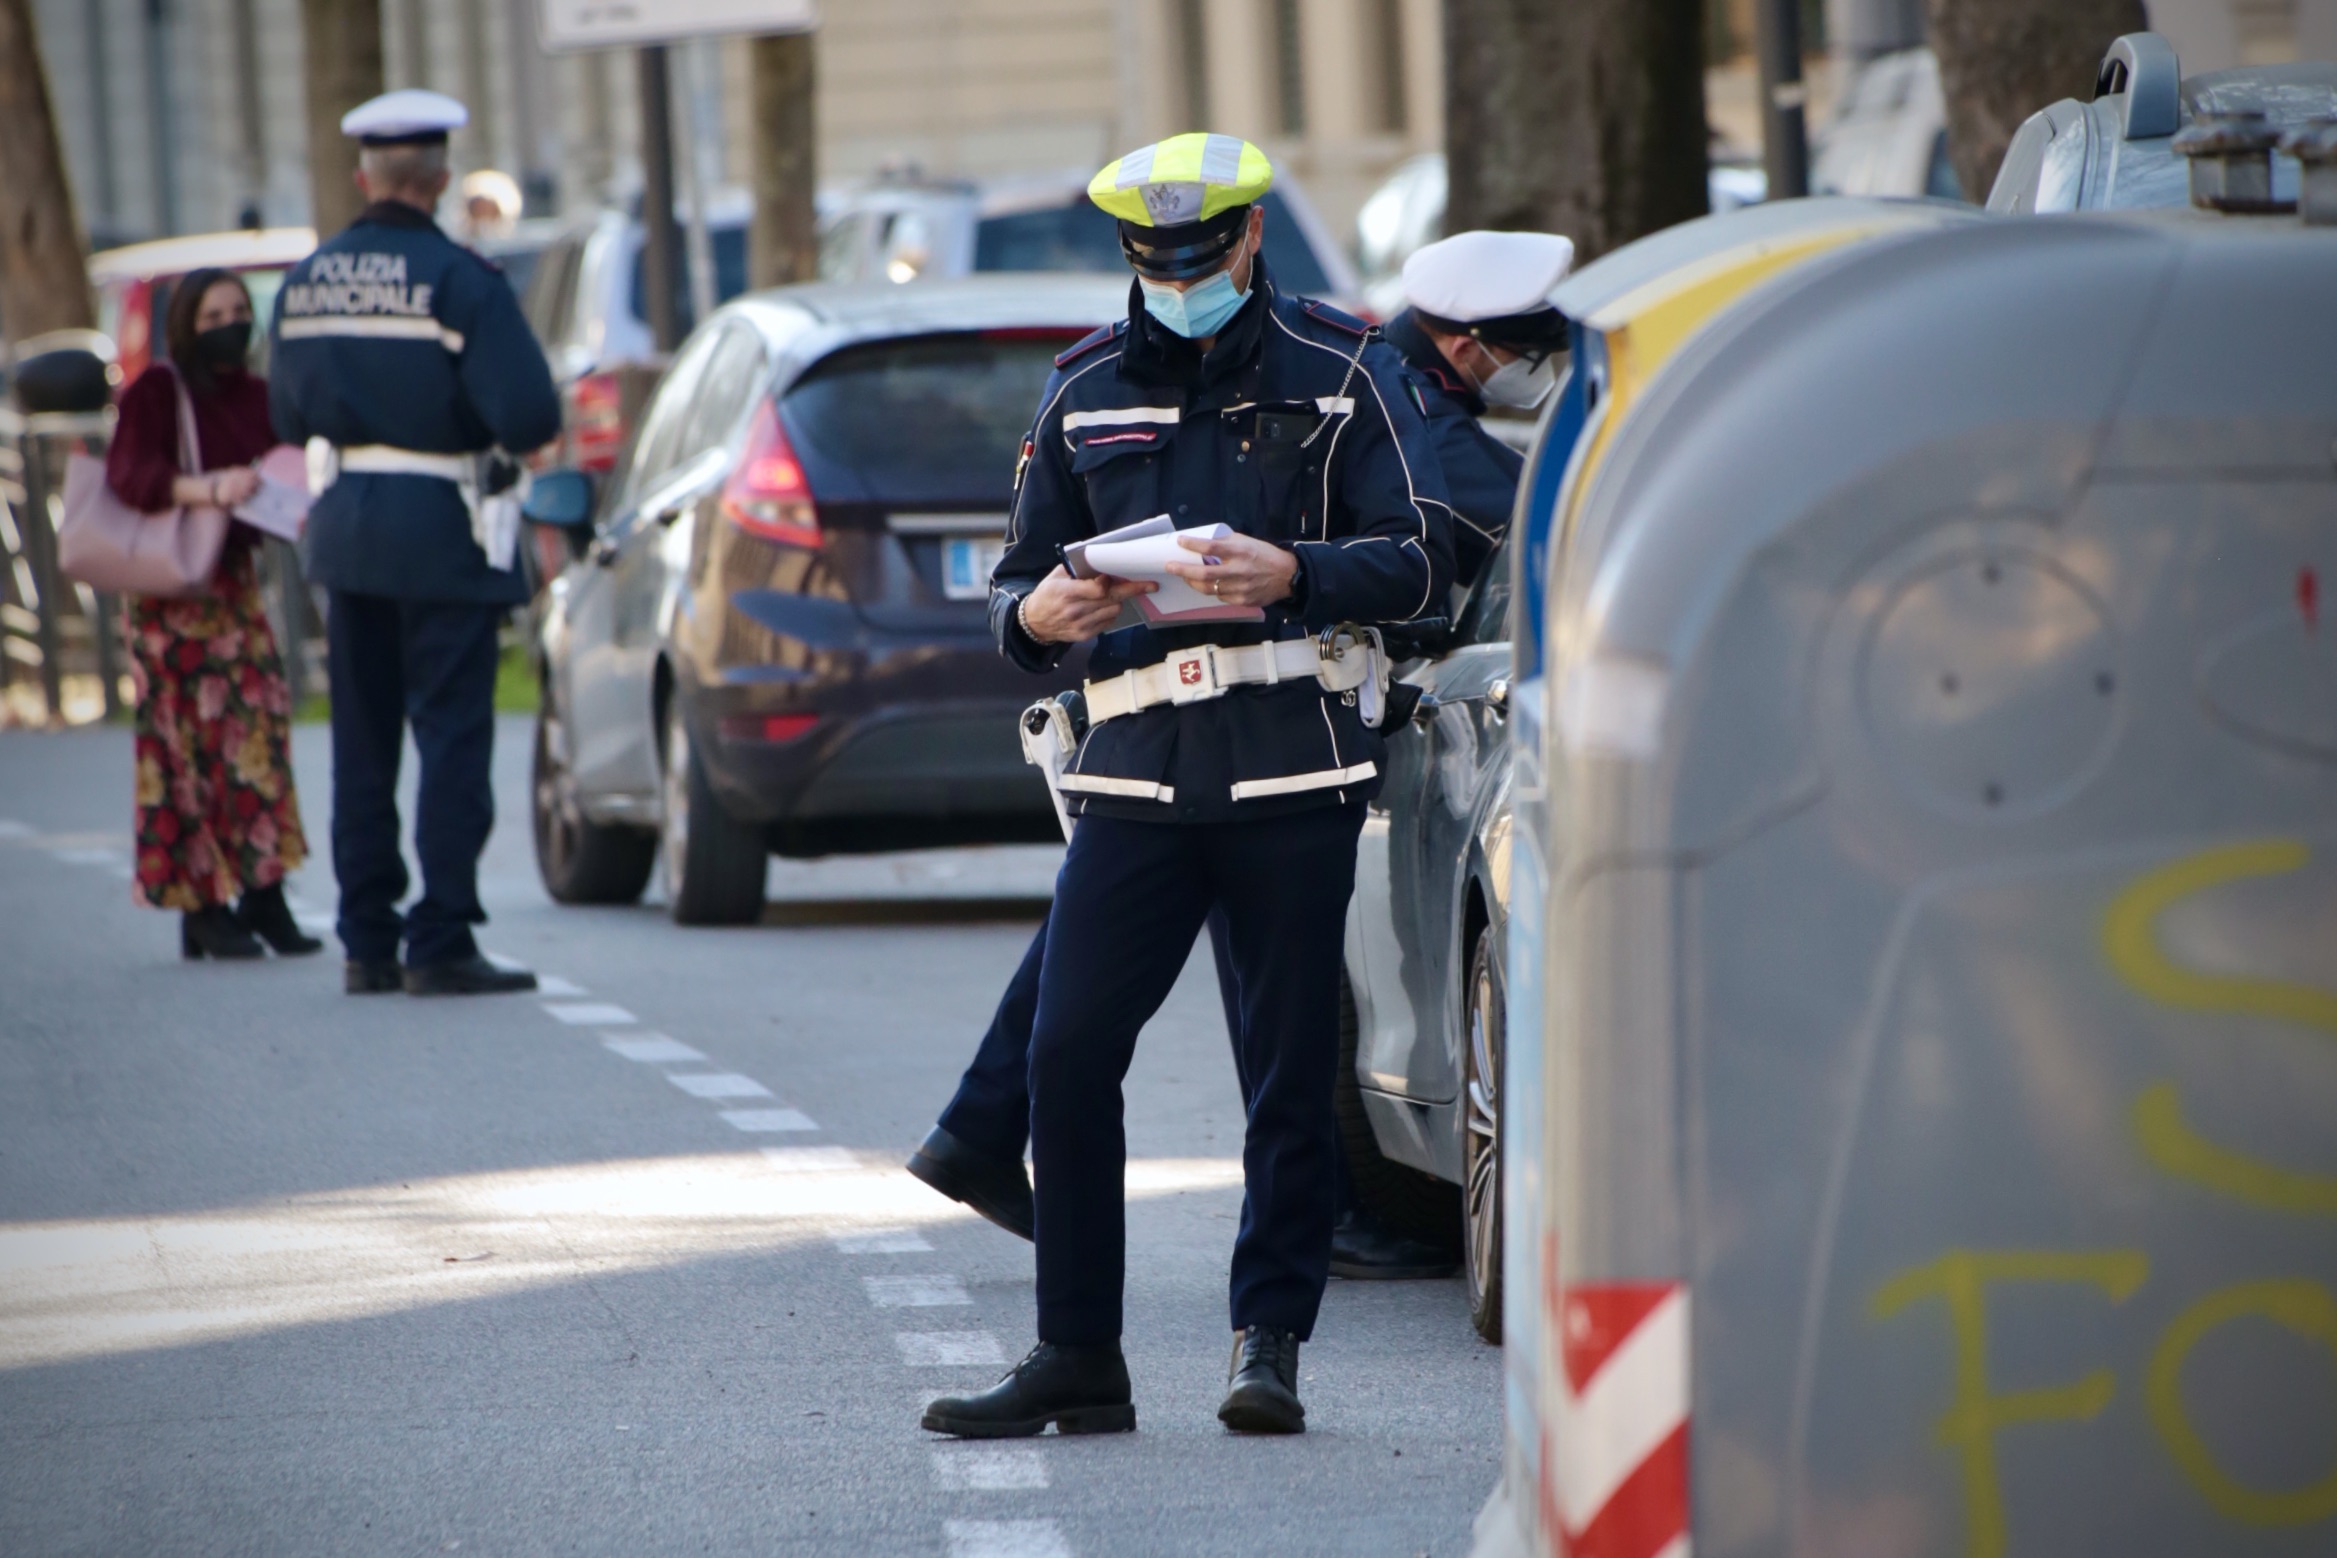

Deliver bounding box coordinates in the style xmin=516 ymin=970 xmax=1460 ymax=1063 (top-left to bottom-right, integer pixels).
xmin=760 ymin=1146 xmax=858 ymax=1172
xmin=534 ymin=974 xmax=587 ymax=996
xmin=932 ymin=1448 xmax=1050 ymax=1491
xmin=898 ymin=1332 xmax=1005 ymax=1368
xmin=865 ymin=1275 xmax=971 ymax=1308
xmin=603 ymin=1035 xmax=708 ymax=1064
xmin=541 ymin=1002 xmax=637 ymax=1026
xmin=0 ymin=820 xmax=32 ymax=838
xmin=944 ymin=1518 xmax=1072 ymax=1558
xmin=664 ymin=1072 xmax=773 ymax=1100
xmin=835 ymin=1228 xmax=933 ymax=1254
xmin=718 ymin=1107 xmax=817 ymax=1132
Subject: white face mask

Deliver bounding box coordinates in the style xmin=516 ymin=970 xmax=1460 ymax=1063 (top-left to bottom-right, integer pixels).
xmin=1476 ymin=350 xmax=1558 ymax=410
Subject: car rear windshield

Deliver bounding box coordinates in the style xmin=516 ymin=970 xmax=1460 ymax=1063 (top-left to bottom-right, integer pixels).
xmin=972 ymin=191 xmax=1333 ymax=297
xmin=629 ymin=225 xmax=749 ymax=337
xmin=781 ymin=332 xmax=1082 ymax=507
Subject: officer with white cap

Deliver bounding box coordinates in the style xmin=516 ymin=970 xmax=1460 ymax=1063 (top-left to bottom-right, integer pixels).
xmin=268 ymin=89 xmax=560 ymax=996
xmin=919 ymin=133 xmax=1453 ymax=1443
xmin=1384 ymin=230 xmax=1574 ymax=585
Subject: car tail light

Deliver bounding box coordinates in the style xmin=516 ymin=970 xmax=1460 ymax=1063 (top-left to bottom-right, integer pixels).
xmin=720 ymin=399 xmax=821 ymax=548
xmin=568 ymin=371 xmax=625 ymax=472
xmin=719 ymin=712 xmax=819 ymax=743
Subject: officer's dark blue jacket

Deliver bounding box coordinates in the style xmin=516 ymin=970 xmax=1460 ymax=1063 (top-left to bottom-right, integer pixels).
xmin=991 ymin=263 xmax=1455 ymax=824
xmin=269 ymin=201 xmax=560 ymax=606
xmin=1381 ymin=308 xmax=1525 ymax=590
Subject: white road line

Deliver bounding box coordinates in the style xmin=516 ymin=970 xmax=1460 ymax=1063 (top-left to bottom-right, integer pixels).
xmin=835 ymin=1229 xmax=933 ymax=1254
xmin=50 ymin=848 xmax=118 ymax=866
xmin=865 ymin=1275 xmax=971 ymax=1308
xmin=664 ymin=1072 xmax=772 ymax=1100
xmin=931 ymin=1447 xmax=1049 ymax=1491
xmin=897 ymin=1332 xmax=1005 ymax=1367
xmin=718 ymin=1107 xmax=817 ymax=1133
xmin=294 ymin=913 xmax=335 ymax=931
xmin=541 ymin=1002 xmax=638 ymax=1026
xmin=534 ymin=974 xmax=587 ymax=996
xmin=603 ymin=1034 xmax=707 ymax=1064
xmin=944 ymin=1518 xmax=1071 ymax=1558
xmin=760 ymin=1146 xmax=859 ymax=1173
xmin=108 ymin=864 xmax=134 ymax=880
xmin=0 ymin=820 xmax=32 ymax=838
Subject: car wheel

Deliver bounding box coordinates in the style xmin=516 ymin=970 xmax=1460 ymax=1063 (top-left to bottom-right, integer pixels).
xmin=532 ymin=696 xmax=654 ymax=905
xmin=661 ymin=697 xmax=768 ymax=926
xmin=1333 ymin=971 xmax=1464 ymax=1249
xmin=1462 ymin=928 xmax=1505 ymax=1345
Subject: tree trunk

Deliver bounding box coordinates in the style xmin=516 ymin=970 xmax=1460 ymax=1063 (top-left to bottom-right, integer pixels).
xmin=0 ymin=0 xmax=94 ymax=341
xmin=747 ymin=32 xmax=818 ymax=289
xmin=298 ymin=0 xmax=384 ymax=240
xmin=1445 ymin=0 xmax=1707 ymax=264
xmin=1926 ymin=0 xmax=2146 ymax=200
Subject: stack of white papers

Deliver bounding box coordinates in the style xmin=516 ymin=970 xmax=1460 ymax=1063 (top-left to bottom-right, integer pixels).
xmin=1066 ymin=515 xmax=1265 ymax=625
xmin=231 ymin=444 xmax=315 ymax=542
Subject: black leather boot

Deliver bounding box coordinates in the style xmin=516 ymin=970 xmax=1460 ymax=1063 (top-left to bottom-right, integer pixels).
xmin=181 ymin=905 xmax=264 ymax=960
xmin=346 ymin=959 xmax=403 ymax=994
xmin=404 ymin=955 xmax=538 ymax=996
xmin=237 ymin=883 xmax=323 ymax=956
xmin=1329 ymin=1207 xmax=1460 ymax=1280
xmin=1218 ymin=1325 xmax=1306 ymax=1434
xmin=921 ymin=1342 xmax=1135 ymax=1438
xmin=906 ymin=1126 xmax=1035 ymax=1241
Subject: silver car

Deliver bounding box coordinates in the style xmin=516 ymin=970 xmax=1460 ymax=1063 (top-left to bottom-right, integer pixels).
xmin=1339 ymin=548 xmax=1517 ymax=1342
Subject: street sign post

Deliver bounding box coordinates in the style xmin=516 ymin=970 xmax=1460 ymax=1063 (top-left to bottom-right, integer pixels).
xmin=538 ymin=0 xmax=816 ymax=54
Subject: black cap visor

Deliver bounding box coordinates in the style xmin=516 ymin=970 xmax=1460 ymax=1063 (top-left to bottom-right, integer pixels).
xmin=1416 ymin=304 xmax=1570 ymax=360
xmin=1117 ymin=205 xmax=1250 ymax=281
xmin=358 ymin=130 xmax=452 ymax=149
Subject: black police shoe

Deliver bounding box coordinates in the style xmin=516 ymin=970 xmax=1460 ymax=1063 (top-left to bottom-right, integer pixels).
xmin=346 ymin=959 xmax=403 ymax=994
xmin=403 ymin=955 xmax=539 ymax=996
xmin=1329 ymin=1208 xmax=1460 ymax=1280
xmin=921 ymin=1342 xmax=1135 ymax=1438
xmin=1218 ymin=1325 xmax=1306 ymax=1434
xmin=905 ymin=1126 xmax=1035 ymax=1241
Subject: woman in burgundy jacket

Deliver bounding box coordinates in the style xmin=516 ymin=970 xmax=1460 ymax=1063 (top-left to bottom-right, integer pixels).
xmin=105 ymin=267 xmax=316 ymax=960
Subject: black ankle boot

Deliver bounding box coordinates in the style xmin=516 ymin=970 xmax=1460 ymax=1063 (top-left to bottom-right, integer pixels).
xmin=1219 ymin=1325 xmax=1306 ymax=1434
xmin=237 ymin=884 xmax=323 ymax=956
xmin=921 ymin=1341 xmax=1135 ymax=1438
xmin=182 ymin=905 xmax=265 ymax=961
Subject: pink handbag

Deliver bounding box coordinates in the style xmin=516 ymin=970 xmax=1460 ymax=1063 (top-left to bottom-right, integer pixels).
xmin=55 ymin=363 xmax=230 ymax=598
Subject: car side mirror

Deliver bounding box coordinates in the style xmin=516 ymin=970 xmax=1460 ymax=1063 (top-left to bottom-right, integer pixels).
xmin=522 ymin=467 xmax=597 ymax=558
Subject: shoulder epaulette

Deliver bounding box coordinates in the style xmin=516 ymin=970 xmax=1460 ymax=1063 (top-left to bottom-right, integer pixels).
xmin=1300 ymin=298 xmax=1374 ymax=338
xmin=1054 ymin=320 xmax=1126 ymax=369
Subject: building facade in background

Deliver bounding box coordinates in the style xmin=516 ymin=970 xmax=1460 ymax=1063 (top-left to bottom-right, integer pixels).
xmin=30 ymin=0 xmax=1445 ymax=250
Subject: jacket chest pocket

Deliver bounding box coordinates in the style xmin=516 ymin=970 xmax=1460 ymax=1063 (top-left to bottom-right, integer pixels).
xmin=1245 ymin=404 xmax=1326 ymax=542
xmin=1069 ymin=426 xmax=1169 ymax=525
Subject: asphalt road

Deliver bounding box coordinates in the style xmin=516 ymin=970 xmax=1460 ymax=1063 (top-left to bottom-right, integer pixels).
xmin=0 ymin=715 xmax=1500 ymax=1557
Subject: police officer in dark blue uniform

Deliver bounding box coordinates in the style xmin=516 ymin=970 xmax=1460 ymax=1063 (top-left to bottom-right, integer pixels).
xmin=920 ymin=134 xmax=1453 ymax=1441
xmin=268 ymin=90 xmax=561 ymax=996
xmin=906 ymin=232 xmax=1576 ymax=1281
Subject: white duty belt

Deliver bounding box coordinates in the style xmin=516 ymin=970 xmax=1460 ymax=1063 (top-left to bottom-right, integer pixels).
xmin=304 ymin=438 xmax=524 ymax=572
xmin=1083 ymin=628 xmax=1388 ymax=728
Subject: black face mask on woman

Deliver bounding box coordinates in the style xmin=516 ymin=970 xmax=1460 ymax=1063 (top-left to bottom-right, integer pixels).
xmin=194 ymin=320 xmax=252 ymax=369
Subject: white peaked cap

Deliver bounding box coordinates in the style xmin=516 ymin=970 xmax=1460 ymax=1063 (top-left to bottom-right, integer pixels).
xmin=341 ymin=88 xmax=469 ymax=143
xmin=1402 ymin=230 xmax=1576 ymax=322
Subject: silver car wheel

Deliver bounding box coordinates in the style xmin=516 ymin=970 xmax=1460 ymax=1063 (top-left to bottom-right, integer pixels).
xmin=1463 ymin=931 xmax=1504 ymax=1343
xmin=661 ymin=699 xmax=691 ymax=903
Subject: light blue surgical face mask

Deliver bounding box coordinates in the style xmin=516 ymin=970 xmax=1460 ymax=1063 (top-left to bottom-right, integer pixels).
xmin=1140 ymin=264 xmax=1249 ymax=340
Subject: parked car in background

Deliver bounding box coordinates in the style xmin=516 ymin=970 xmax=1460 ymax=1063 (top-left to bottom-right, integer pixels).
xmin=1350 ymin=155 xmax=1769 ymax=318
xmin=519 ymin=194 xmax=753 ymax=472
xmin=90 ymin=227 xmax=318 ymax=382
xmin=524 ymin=275 xmax=1124 ymax=925
xmin=1810 ymin=46 xmax=1963 ymax=201
xmin=816 ymin=169 xmax=1363 ymax=307
xmin=1339 ymin=541 xmax=1516 ymax=1342
xmin=1990 ymin=30 xmax=2337 ymax=212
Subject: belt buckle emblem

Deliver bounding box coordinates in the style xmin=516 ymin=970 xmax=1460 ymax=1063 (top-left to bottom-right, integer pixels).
xmin=1167 ymin=646 xmax=1217 ymax=703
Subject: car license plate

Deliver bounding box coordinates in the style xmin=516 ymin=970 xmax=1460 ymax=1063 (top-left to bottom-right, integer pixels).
xmin=943 ymin=535 xmax=1007 ymax=600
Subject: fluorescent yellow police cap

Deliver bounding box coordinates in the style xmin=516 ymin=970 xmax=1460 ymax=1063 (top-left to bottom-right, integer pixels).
xmin=1090 ymin=134 xmax=1273 ymax=280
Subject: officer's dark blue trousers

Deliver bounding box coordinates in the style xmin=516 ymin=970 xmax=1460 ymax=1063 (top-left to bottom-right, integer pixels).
xmin=326 ymin=591 xmax=501 ymax=967
xmin=938 ymin=904 xmax=1242 ymax=1165
xmin=1031 ymin=803 xmax=1365 ymax=1345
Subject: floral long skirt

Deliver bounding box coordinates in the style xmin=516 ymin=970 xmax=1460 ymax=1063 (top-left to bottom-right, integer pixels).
xmin=127 ymin=547 xmax=309 ymax=910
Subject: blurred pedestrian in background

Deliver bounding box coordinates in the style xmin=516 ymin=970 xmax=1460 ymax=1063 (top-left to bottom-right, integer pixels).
xmin=459 ymin=170 xmax=522 ymax=243
xmin=269 ymin=90 xmax=560 ymax=997
xmin=105 ymin=267 xmax=319 ymax=962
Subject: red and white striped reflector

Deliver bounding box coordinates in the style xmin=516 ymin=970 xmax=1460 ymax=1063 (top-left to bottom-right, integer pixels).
xmin=1554 ymin=1282 xmax=1689 ymax=1558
